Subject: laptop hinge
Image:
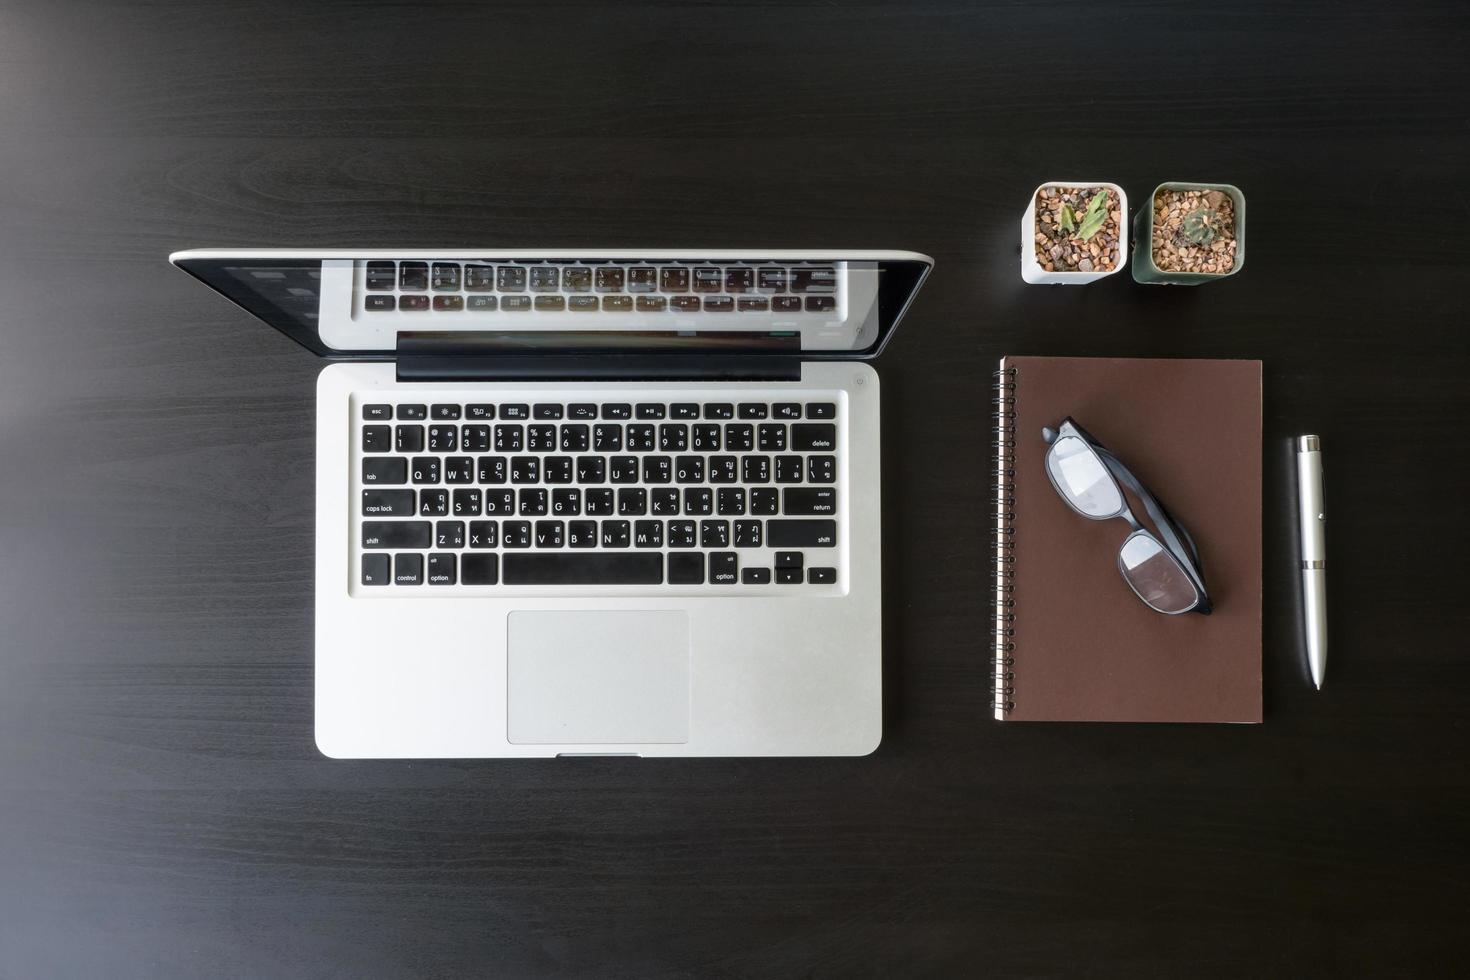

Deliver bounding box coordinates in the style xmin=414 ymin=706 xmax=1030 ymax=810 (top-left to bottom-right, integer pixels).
xmin=394 ymin=331 xmax=802 ymax=383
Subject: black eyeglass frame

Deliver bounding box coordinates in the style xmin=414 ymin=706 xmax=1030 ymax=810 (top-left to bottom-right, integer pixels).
xmin=1042 ymin=417 xmax=1213 ymax=616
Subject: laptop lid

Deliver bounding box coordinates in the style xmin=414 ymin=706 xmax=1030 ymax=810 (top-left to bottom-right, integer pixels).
xmin=169 ymin=249 xmax=932 ymax=361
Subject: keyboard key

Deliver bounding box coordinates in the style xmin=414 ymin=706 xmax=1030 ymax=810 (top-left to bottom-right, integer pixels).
xmin=602 ymin=296 xmax=633 ymax=312
xmin=362 ymin=425 xmax=391 ymax=452
xmin=362 ymin=521 xmax=431 ymax=549
xmin=741 ymin=568 xmax=771 ymax=585
xmin=530 ymin=266 xmax=560 ymax=291
xmin=733 ymin=520 xmax=763 ymax=548
xmin=660 ymin=267 xmax=690 ymax=291
xmin=534 ymin=520 xmax=564 ymax=548
xmin=511 ymin=457 xmax=540 ymax=484
xmin=435 ymin=520 xmax=465 ymax=549
xmin=703 ymin=403 xmax=734 ymax=420
xmin=551 ymin=487 xmax=581 ymax=515
xmin=683 ymin=487 xmax=712 ymax=515
xmin=428 ymin=425 xmax=457 ymax=452
xmin=636 ymin=403 xmax=667 ymax=420
xmin=419 ymin=488 xmax=448 ymax=516
xmin=674 ymin=456 xmax=704 ymax=484
xmin=700 ymin=520 xmax=730 ymax=548
xmin=717 ymin=488 xmax=745 ymax=515
xmin=806 ymin=402 xmax=837 ymax=419
xmin=593 ymin=425 xmax=622 ymax=452
xmin=649 ymin=488 xmax=680 ymax=515
xmin=600 ymin=521 xmax=631 ymax=548
xmin=501 ymin=295 xmax=531 ymax=311
xmin=670 ymin=295 xmax=701 ymax=312
xmin=394 ymin=553 xmax=423 ymax=585
xmin=585 ymin=488 xmax=614 ymax=515
xmin=775 ymin=551 xmax=803 ymax=569
xmin=625 ymin=425 xmax=655 ymax=451
xmin=776 ymin=567 xmax=803 ymax=585
xmin=503 ymin=553 xmax=662 ymax=585
xmin=738 ymin=403 xmax=768 ymax=419
xmin=483 ymin=490 xmax=515 ymax=515
xmin=775 ymin=456 xmax=804 ymax=483
xmin=609 ymin=456 xmax=638 ymax=483
xmin=791 ymin=423 xmax=836 ymax=451
xmin=568 ymin=403 xmax=597 ymax=420
xmin=468 ymin=295 xmax=498 ymax=311
xmin=534 ymin=295 xmax=566 ymax=312
xmin=549 ymin=451 xmax=577 ymax=481
xmin=642 ymin=455 xmax=672 ymax=484
xmin=783 ymin=487 xmax=837 ymax=514
xmin=791 ymin=266 xmax=836 ymax=292
xmin=725 ymin=267 xmax=754 ymax=293
xmin=518 ymin=489 xmax=548 ymax=516
xmin=808 ymin=455 xmax=836 ymax=483
xmin=462 ymin=553 xmax=499 ymax=585
xmin=671 ymin=403 xmax=700 ymax=419
xmin=395 ymin=424 xmax=425 ymax=453
xmin=804 ymin=295 xmax=836 ymax=313
xmin=563 ymin=267 xmax=593 ymax=291
xmin=576 ymin=457 xmax=606 ymax=483
xmin=461 ymin=425 xmax=491 ymax=452
xmin=451 ymin=487 xmax=482 ymax=516
xmin=366 ymin=262 xmax=396 ymax=291
xmin=808 ymin=567 xmax=837 ymax=585
xmin=478 ymin=456 xmax=508 ymax=484
xmin=494 ymin=425 xmax=524 ymax=452
xmin=602 ymin=403 xmax=632 ymax=420
xmin=667 ymin=520 xmax=697 ymax=547
xmin=497 ymin=266 xmax=527 ymax=291
xmin=502 ymin=521 xmax=532 ymax=548
xmin=560 ymin=424 xmax=590 ymax=452
xmin=429 ymin=403 xmax=461 ymax=420
xmin=399 ymin=262 xmax=428 ymax=291
xmin=362 ymin=457 xmax=407 ymax=484
xmin=628 ymin=267 xmax=658 ymax=292
xmin=397 ymin=404 xmax=428 ymax=420
xmin=636 ymin=296 xmax=667 ymax=312
xmin=363 ymin=404 xmax=393 ymax=421
xmin=469 ymin=405 xmax=498 ymax=423
xmin=427 ymin=553 xmax=457 ymax=585
xmin=431 ymin=263 xmax=461 ymax=290
xmin=634 ymin=520 xmax=662 ymax=548
xmin=708 ymin=456 xmax=738 ymax=483
xmin=533 ymin=403 xmax=564 ymax=420
xmin=568 ymin=520 xmax=597 ymax=548
xmin=659 ymin=424 xmax=688 ymax=451
xmin=724 ymin=423 xmax=753 ymax=451
xmin=693 ymin=267 xmax=722 ymax=292
xmin=399 ymin=294 xmax=429 ymax=311
xmin=362 ymin=489 xmax=415 ymax=516
xmin=465 ymin=264 xmax=495 ymax=290
xmin=772 ymin=296 xmax=802 ymax=312
xmin=469 ymin=521 xmax=498 ymax=548
xmin=749 ymin=487 xmax=779 ymax=515
xmin=365 ymin=295 xmax=395 ymax=311
xmin=691 ymin=424 xmax=721 ymax=451
xmin=361 ymin=553 xmax=390 ymax=585
xmin=741 ymin=455 xmax=770 ymax=483
xmin=773 ymin=403 xmax=801 ymax=419
xmin=501 ymin=404 xmax=530 ymax=420
xmin=618 ymin=488 xmax=647 ymax=515
xmin=668 ymin=552 xmax=704 ymax=584
xmin=448 ymin=459 xmax=475 ymax=488
xmin=595 ymin=267 xmax=625 ymax=292
xmin=709 ymin=552 xmax=738 ymax=584
xmin=758 ymin=267 xmax=787 ymax=292
xmin=757 ymin=424 xmax=786 ymax=451
xmin=703 ymin=296 xmax=734 ymax=312
xmin=410 ymin=457 xmax=440 ymax=484
xmin=767 ymin=519 xmax=837 ymax=547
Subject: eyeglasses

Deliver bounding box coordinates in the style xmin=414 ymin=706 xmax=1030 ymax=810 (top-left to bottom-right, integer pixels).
xmin=1042 ymin=418 xmax=1212 ymax=616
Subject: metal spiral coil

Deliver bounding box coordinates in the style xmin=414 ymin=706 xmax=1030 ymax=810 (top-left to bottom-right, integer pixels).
xmin=990 ymin=367 xmax=1017 ymax=714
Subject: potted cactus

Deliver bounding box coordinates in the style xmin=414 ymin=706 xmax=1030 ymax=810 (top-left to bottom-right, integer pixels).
xmin=1021 ymin=181 xmax=1128 ymax=284
xmin=1132 ymin=182 xmax=1245 ymax=284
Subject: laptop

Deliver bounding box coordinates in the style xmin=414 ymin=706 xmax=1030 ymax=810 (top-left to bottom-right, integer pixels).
xmin=170 ymin=249 xmax=933 ymax=758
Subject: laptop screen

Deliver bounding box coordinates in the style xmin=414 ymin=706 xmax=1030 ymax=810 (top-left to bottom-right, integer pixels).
xmin=171 ymin=251 xmax=931 ymax=359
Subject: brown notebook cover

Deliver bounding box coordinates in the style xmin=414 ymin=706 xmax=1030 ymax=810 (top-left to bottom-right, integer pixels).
xmin=994 ymin=356 xmax=1262 ymax=722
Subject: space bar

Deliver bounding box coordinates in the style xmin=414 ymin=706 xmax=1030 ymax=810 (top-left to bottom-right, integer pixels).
xmin=502 ymin=553 xmax=664 ymax=585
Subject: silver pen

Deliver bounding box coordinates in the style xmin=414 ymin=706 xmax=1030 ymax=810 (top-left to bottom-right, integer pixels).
xmin=1296 ymin=436 xmax=1327 ymax=689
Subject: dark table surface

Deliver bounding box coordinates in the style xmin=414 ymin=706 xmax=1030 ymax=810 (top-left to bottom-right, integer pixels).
xmin=3 ymin=1 xmax=1468 ymax=976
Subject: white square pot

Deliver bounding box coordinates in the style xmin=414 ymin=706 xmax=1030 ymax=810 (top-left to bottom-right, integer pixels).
xmin=1021 ymin=181 xmax=1129 ymax=284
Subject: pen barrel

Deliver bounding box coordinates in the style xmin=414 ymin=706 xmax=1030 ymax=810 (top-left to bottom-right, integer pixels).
xmin=1296 ymin=445 xmax=1326 ymax=563
xmin=1301 ymin=567 xmax=1328 ymax=685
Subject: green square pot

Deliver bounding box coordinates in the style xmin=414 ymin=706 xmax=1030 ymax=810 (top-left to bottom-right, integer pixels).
xmin=1131 ymin=182 xmax=1246 ymax=284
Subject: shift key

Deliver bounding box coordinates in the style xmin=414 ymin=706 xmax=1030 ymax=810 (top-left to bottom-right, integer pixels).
xmin=766 ymin=519 xmax=837 ymax=547
xmin=362 ymin=521 xmax=432 ymax=549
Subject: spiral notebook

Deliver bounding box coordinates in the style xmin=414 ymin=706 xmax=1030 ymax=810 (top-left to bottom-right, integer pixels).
xmin=993 ymin=355 xmax=1262 ymax=723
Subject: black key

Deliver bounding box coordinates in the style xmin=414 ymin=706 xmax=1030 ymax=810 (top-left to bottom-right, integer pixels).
xmin=585 ymin=488 xmax=615 ymax=516
xmin=649 ymin=488 xmax=681 ymax=516
xmin=518 ymin=488 xmax=548 ymax=516
xmin=717 ymin=488 xmax=746 ymax=515
xmin=634 ymin=520 xmax=663 ymax=548
xmin=362 ymin=521 xmax=431 ymax=549
xmin=703 ymin=296 xmax=734 ymax=312
xmin=804 ymin=296 xmax=836 ymax=313
xmin=462 ymin=553 xmax=499 ymax=585
xmin=534 ymin=520 xmax=564 ymax=548
xmin=361 ymin=553 xmax=390 ymax=585
xmin=502 ymin=521 xmax=532 ymax=548
xmin=514 ymin=458 xmax=543 ymax=484
xmin=741 ymin=568 xmax=772 ymax=585
xmin=692 ymin=267 xmax=722 ymax=292
xmin=594 ymin=267 xmax=626 ymax=292
xmin=362 ymin=489 xmax=415 ymax=516
xmin=428 ymin=425 xmax=457 ymax=452
xmin=467 ymin=403 xmax=496 ymax=420
xmin=784 ymin=487 xmax=837 ymax=514
xmin=601 ymin=287 xmax=632 ymax=307
xmin=806 ymin=402 xmax=837 ymax=419
xmin=700 ymin=520 xmax=730 ymax=548
xmin=738 ymin=403 xmax=768 ymax=419
xmin=461 ymin=425 xmax=491 ymax=452
xmin=791 ymin=423 xmax=836 ymax=451
xmin=568 ymin=295 xmax=598 ymax=312
xmin=708 ymin=456 xmax=738 ymax=483
xmin=790 ymin=266 xmax=836 ymax=293
xmin=609 ymin=456 xmax=639 ymax=484
xmin=674 ymin=456 xmax=704 ymax=484
xmin=494 ymin=425 xmax=524 ymax=452
xmin=709 ymin=552 xmax=738 ymax=585
xmin=435 ymin=520 xmax=465 ymax=549
xmin=670 ymin=403 xmax=700 ymax=420
xmin=659 ymin=424 xmax=688 ymax=451
xmin=667 ymin=520 xmax=697 ymax=547
xmin=365 ymin=295 xmax=395 ymax=311
xmin=527 ymin=424 xmax=557 ymax=452
xmin=568 ymin=403 xmax=597 ymax=420
xmin=469 ymin=520 xmax=498 ymax=548
xmin=568 ymin=520 xmax=598 ymax=548
xmin=625 ymin=425 xmax=655 ymax=451
xmin=465 ymin=264 xmax=495 ymax=290
xmin=452 ymin=488 xmax=482 ymax=516
xmin=497 ymin=265 xmax=527 ymax=291
xmin=534 ymin=403 xmax=564 ymax=420
xmin=398 ymin=404 xmax=428 ymax=421
xmin=749 ymin=487 xmax=779 ymax=515
xmin=593 ymin=424 xmax=623 ymax=452
xmin=503 ymin=553 xmax=662 ymax=585
xmin=600 ymin=520 xmax=631 ymax=548
xmin=636 ymin=295 xmax=666 ymax=313
xmin=668 ymin=553 xmax=704 ymax=584
xmin=362 ymin=457 xmax=407 ymax=484
xmin=733 ymin=520 xmax=763 ymax=548
xmin=642 ymin=455 xmax=672 ymax=484
xmin=551 ymin=487 xmax=581 ymax=516
xmin=560 ymin=424 xmax=590 ymax=452
xmin=661 ymin=267 xmax=690 ymax=291
xmin=399 ymin=294 xmax=429 ymax=311
xmin=808 ymin=455 xmax=836 ymax=483
xmin=724 ymin=423 xmax=753 ymax=451
xmin=501 ymin=295 xmax=531 ymax=311
xmin=576 ymin=456 xmax=606 ymax=483
xmin=618 ymin=488 xmax=647 ymax=515
xmin=772 ymin=296 xmax=802 ymax=313
xmin=601 ymin=403 xmax=632 ymax=420
xmin=410 ymin=457 xmax=440 ymax=485
xmin=427 ymin=553 xmax=457 ymax=585
xmin=628 ymin=266 xmax=658 ymax=292
xmin=430 ymin=263 xmax=461 ymax=290
xmin=363 ymin=404 xmax=392 ymax=421
xmin=808 ymin=567 xmax=837 ymax=585
xmin=396 ymin=424 xmax=425 ymax=453
xmin=366 ymin=262 xmax=396 ymax=291
xmin=468 ymin=296 xmax=497 ymax=311
xmin=775 ymin=567 xmax=802 ymax=584
xmin=530 ymin=266 xmax=560 ymax=291
xmin=692 ymin=424 xmax=721 ymax=451
xmin=775 ymin=456 xmax=804 ymax=483
xmin=431 ymin=404 xmax=462 ymax=420
xmin=418 ymin=488 xmax=448 ymax=516
xmin=670 ymin=295 xmax=701 ymax=312
xmin=563 ymin=267 xmax=593 ymax=292
xmin=399 ymin=262 xmax=428 ymax=291
xmin=362 ymin=425 xmax=391 ymax=453
xmin=758 ymin=267 xmax=787 ymax=292
xmin=683 ymin=487 xmax=713 ymax=515
xmin=767 ymin=519 xmax=837 ymax=547
xmin=636 ymin=403 xmax=667 ymax=420
xmin=773 ymin=403 xmax=801 ymax=420
xmin=741 ymin=455 xmax=771 ymax=484
xmin=543 ymin=456 xmax=573 ymax=484
xmin=394 ymin=553 xmax=424 ymax=585
xmin=724 ymin=267 xmax=754 ymax=293
xmin=501 ymin=404 xmax=530 ymax=420
xmin=483 ymin=490 xmax=515 ymax=515
xmin=432 ymin=295 xmax=463 ymax=312
xmin=775 ymin=551 xmax=803 ymax=569
xmin=704 ymin=403 xmax=734 ymax=420
xmin=477 ymin=456 xmax=508 ymax=484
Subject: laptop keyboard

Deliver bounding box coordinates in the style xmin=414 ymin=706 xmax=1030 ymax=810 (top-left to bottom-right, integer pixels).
xmin=355 ymin=396 xmax=843 ymax=591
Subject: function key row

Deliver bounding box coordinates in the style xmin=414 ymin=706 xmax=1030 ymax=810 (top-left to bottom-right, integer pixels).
xmin=364 ymin=294 xmax=835 ymax=313
xmin=363 ymin=402 xmax=836 ymax=422
xmin=366 ymin=262 xmax=836 ymax=295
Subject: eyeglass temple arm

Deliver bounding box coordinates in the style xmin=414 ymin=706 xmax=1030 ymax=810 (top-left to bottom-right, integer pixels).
xmin=1097 ymin=448 xmax=1207 ymax=585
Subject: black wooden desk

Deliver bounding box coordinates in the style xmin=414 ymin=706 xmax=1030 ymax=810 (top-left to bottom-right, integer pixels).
xmin=2 ymin=1 xmax=1467 ymax=975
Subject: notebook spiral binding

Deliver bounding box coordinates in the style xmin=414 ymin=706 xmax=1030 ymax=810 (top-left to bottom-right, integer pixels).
xmin=991 ymin=367 xmax=1016 ymax=717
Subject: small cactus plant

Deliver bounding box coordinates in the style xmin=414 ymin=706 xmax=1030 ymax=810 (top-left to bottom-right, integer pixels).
xmin=1182 ymin=207 xmax=1224 ymax=245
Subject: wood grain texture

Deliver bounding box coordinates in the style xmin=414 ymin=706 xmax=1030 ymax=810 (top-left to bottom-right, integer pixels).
xmin=2 ymin=0 xmax=1468 ymax=976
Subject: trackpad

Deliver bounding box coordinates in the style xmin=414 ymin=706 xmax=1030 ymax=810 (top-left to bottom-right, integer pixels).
xmin=507 ymin=611 xmax=690 ymax=745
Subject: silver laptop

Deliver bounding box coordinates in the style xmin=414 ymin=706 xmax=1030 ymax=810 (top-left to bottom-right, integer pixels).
xmin=171 ymin=249 xmax=933 ymax=757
